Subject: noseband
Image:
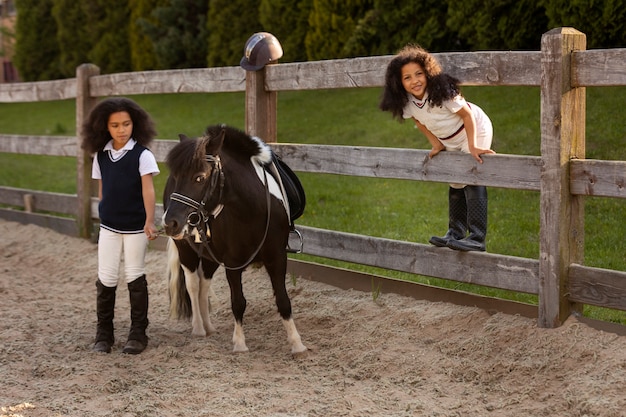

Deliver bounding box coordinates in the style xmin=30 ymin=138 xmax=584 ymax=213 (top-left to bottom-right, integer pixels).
xmin=168 ymin=153 xmax=272 ymax=270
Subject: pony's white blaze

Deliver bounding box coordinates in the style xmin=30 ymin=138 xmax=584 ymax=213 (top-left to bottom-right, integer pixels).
xmin=283 ymin=318 xmax=307 ymax=354
xmin=232 ymin=321 xmax=248 ymax=352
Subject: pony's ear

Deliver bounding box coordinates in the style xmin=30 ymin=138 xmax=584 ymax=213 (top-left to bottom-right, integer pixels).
xmin=178 ymin=134 xmax=189 ymax=142
xmin=206 ymin=128 xmax=226 ymax=155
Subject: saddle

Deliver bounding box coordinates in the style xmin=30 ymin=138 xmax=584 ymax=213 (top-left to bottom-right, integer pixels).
xmin=265 ymin=151 xmax=306 ymax=227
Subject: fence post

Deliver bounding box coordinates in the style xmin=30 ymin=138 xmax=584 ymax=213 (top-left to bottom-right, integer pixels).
xmin=244 ymin=66 xmax=278 ymax=143
xmin=539 ymin=28 xmax=586 ymax=327
xmin=76 ymin=63 xmax=100 ymax=239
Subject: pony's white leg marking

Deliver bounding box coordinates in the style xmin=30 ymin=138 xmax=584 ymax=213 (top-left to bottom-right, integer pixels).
xmin=181 ymin=265 xmax=206 ymax=337
xmin=198 ymin=277 xmax=216 ymax=334
xmin=283 ymin=318 xmax=307 ymax=354
xmin=166 ymin=240 xmax=182 ymax=319
xmin=232 ymin=320 xmax=248 ymax=352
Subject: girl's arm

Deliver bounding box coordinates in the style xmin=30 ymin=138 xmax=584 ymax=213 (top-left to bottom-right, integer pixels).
xmin=141 ymin=174 xmax=158 ymax=239
xmin=97 ymin=179 xmax=103 ymax=200
xmin=413 ymin=118 xmax=445 ymax=158
xmin=456 ymin=105 xmax=495 ymax=164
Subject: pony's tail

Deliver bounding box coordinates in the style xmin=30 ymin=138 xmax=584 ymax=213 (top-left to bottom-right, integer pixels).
xmin=166 ymin=239 xmax=192 ymax=320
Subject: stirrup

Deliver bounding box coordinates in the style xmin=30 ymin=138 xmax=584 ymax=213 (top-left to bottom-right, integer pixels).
xmin=287 ymin=228 xmax=303 ymax=254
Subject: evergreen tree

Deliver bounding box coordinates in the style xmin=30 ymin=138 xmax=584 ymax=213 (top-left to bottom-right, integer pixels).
xmin=447 ymin=0 xmax=547 ymax=50
xmin=344 ymin=0 xmax=462 ymax=56
xmin=13 ymin=0 xmax=63 ymax=80
xmin=207 ymin=0 xmax=262 ymax=67
xmin=544 ymin=0 xmax=626 ymax=48
xmin=139 ymin=0 xmax=208 ymax=69
xmin=86 ymin=0 xmax=132 ymax=74
xmin=52 ymin=0 xmax=91 ymax=78
xmin=259 ymin=0 xmax=312 ymax=63
xmin=305 ymin=0 xmax=373 ymax=60
xmin=129 ymin=0 xmax=166 ymax=71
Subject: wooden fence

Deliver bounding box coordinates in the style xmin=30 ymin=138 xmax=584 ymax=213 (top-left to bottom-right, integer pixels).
xmin=1 ymin=28 xmax=626 ymax=329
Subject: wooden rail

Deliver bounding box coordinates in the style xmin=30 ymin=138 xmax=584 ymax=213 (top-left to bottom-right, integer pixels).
xmin=2 ymin=28 xmax=626 ymax=327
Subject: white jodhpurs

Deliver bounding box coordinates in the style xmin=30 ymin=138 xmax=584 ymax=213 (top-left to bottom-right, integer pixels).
xmin=98 ymin=227 xmax=148 ymax=288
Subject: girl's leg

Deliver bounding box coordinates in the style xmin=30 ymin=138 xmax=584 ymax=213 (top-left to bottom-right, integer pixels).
xmin=94 ymin=228 xmax=123 ymax=352
xmin=429 ymin=186 xmax=467 ymax=247
xmin=122 ymin=233 xmax=149 ymax=354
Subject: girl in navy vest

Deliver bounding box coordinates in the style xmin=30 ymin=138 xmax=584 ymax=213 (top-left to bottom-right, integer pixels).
xmin=380 ymin=44 xmax=495 ymax=252
xmin=82 ymin=97 xmax=159 ymax=354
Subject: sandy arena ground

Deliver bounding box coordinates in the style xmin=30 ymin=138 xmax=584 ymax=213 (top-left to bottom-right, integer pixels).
xmin=1 ymin=218 xmax=625 ymax=417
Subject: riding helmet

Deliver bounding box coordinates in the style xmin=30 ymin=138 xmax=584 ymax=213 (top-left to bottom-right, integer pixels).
xmin=240 ymin=32 xmax=283 ymax=71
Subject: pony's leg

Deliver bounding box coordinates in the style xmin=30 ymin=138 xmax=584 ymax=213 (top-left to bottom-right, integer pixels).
xmin=265 ymin=258 xmax=307 ymax=354
xmin=198 ymin=260 xmax=219 ymax=335
xmin=181 ymin=265 xmax=209 ymax=337
xmin=225 ymin=268 xmax=248 ymax=352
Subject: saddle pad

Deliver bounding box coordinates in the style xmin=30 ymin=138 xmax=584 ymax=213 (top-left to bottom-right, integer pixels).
xmin=267 ymin=151 xmax=306 ymax=223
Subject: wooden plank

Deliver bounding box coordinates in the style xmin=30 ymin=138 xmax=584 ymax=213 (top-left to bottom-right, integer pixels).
xmin=89 ymin=67 xmax=246 ymax=96
xmin=569 ymin=263 xmax=626 ymax=310
xmin=572 ymin=48 xmax=626 ymax=87
xmin=0 ymin=186 xmax=79 ymax=216
xmin=0 ymin=209 xmax=78 ymax=236
xmin=538 ymin=27 xmax=586 ymax=327
xmin=0 ymin=135 xmax=77 ymax=156
xmin=266 ymin=51 xmax=541 ymax=91
xmin=0 ymin=78 xmax=77 ymax=102
xmin=272 ymin=143 xmax=541 ymax=190
xmin=149 ymin=139 xmax=177 ymax=163
xmin=295 ymin=225 xmax=539 ymax=294
xmin=287 ymin=259 xmax=538 ymax=318
xmin=570 ymin=159 xmax=626 ymax=198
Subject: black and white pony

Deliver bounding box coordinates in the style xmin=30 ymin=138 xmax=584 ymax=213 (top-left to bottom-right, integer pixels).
xmin=162 ymin=124 xmax=306 ymax=354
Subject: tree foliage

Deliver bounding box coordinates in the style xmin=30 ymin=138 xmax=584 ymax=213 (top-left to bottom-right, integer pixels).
xmin=138 ymin=0 xmax=209 ymax=69
xmin=544 ymin=0 xmax=626 ymax=48
xmin=207 ymin=0 xmax=262 ymax=67
xmin=13 ymin=0 xmax=63 ymax=81
xmin=259 ymin=0 xmax=311 ymax=63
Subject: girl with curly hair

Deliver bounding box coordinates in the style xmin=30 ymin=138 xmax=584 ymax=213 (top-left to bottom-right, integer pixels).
xmin=380 ymin=45 xmax=495 ymax=252
xmin=82 ymin=97 xmax=160 ymax=354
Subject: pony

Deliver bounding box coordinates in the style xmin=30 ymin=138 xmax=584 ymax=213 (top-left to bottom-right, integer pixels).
xmin=162 ymin=124 xmax=307 ymax=355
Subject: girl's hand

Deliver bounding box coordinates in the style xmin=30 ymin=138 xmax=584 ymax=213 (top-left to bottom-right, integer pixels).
xmin=145 ymin=223 xmax=158 ymax=240
xmin=429 ymin=143 xmax=445 ymax=159
xmin=470 ymin=148 xmax=496 ymax=164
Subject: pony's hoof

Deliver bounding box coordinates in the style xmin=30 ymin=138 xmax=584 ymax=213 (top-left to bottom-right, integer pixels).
xmin=93 ymin=340 xmax=112 ymax=353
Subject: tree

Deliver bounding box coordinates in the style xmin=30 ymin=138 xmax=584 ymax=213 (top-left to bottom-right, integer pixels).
xmin=129 ymin=0 xmax=166 ymax=71
xmin=447 ymin=0 xmax=548 ymax=51
xmin=305 ymin=0 xmax=373 ymax=60
xmin=258 ymin=0 xmax=312 ymax=63
xmin=544 ymin=0 xmax=626 ymax=48
xmin=139 ymin=0 xmax=209 ymax=69
xmin=344 ymin=0 xmax=463 ymax=57
xmin=85 ymin=0 xmax=132 ymax=74
xmin=51 ymin=0 xmax=92 ymax=78
xmin=207 ymin=0 xmax=262 ymax=67
xmin=13 ymin=0 xmax=63 ymax=81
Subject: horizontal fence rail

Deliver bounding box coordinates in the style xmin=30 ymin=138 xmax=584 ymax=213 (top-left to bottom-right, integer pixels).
xmin=1 ymin=28 xmax=626 ymax=328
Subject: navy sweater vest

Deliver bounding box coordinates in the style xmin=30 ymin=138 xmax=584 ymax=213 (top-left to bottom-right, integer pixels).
xmin=97 ymin=144 xmax=147 ymax=232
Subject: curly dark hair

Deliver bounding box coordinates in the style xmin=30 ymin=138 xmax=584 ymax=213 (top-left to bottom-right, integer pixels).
xmin=379 ymin=44 xmax=461 ymax=121
xmin=81 ymin=97 xmax=157 ymax=154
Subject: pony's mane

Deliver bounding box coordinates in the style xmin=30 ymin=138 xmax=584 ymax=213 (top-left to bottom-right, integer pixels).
xmin=166 ymin=125 xmax=272 ymax=175
xmin=204 ymin=125 xmax=272 ymax=165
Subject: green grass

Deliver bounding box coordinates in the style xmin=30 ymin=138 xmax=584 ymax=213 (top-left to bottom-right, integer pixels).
xmin=1 ymin=86 xmax=625 ymax=323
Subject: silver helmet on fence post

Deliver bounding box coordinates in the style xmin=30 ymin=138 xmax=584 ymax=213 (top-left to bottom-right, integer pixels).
xmin=240 ymin=32 xmax=283 ymax=71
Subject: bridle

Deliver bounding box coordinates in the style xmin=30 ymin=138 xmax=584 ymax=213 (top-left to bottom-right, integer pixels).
xmin=168 ymin=154 xmax=272 ymax=270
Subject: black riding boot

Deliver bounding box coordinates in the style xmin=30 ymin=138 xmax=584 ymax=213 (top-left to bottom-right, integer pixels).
xmin=429 ymin=187 xmax=467 ymax=247
xmin=123 ymin=275 xmax=149 ymax=354
xmin=447 ymin=185 xmax=488 ymax=252
xmin=94 ymin=280 xmax=116 ymax=353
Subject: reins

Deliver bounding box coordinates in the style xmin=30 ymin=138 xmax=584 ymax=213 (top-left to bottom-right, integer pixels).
xmin=169 ymin=154 xmax=272 ymax=271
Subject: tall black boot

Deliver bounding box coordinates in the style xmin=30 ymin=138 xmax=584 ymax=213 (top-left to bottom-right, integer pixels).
xmin=429 ymin=187 xmax=467 ymax=247
xmin=94 ymin=280 xmax=116 ymax=353
xmin=447 ymin=185 xmax=488 ymax=252
xmin=123 ymin=275 xmax=149 ymax=354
